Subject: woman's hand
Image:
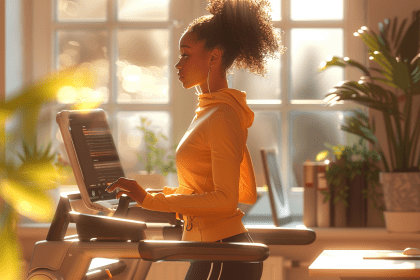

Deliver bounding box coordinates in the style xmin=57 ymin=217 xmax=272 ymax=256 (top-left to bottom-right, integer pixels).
xmin=105 ymin=177 xmax=148 ymax=204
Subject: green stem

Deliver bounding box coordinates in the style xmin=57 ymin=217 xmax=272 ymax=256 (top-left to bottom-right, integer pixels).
xmin=377 ymin=148 xmax=391 ymax=172
xmin=409 ymin=107 xmax=420 ymax=168
xmin=391 ymin=90 xmax=403 ymax=150
xmin=403 ymin=89 xmax=413 ymax=170
xmin=383 ymin=111 xmax=397 ymax=171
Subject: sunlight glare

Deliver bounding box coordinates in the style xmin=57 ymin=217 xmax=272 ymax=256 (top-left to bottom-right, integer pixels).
xmin=118 ymin=0 xmax=169 ymax=21
xmin=291 ymin=0 xmax=343 ymax=21
xmin=323 ymin=93 xmax=337 ymax=103
xmin=126 ymin=129 xmax=142 ymax=149
xmin=329 ymin=95 xmax=340 ymax=106
xmin=57 ymin=86 xmax=78 ymax=103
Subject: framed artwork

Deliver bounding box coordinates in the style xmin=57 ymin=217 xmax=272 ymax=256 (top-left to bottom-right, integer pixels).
xmin=260 ymin=149 xmax=291 ymax=227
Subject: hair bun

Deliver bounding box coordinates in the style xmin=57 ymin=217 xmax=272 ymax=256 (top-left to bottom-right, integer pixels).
xmin=188 ymin=0 xmax=285 ymax=75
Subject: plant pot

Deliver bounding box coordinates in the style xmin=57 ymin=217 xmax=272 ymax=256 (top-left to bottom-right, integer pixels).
xmin=381 ymin=172 xmax=420 ymax=233
xmin=383 ymin=211 xmax=420 ymax=233
xmin=380 ymin=172 xmax=420 ymax=211
xmin=130 ymin=171 xmax=167 ymax=190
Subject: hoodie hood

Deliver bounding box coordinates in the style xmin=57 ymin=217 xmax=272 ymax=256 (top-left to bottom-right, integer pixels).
xmin=195 ymin=88 xmax=254 ymax=129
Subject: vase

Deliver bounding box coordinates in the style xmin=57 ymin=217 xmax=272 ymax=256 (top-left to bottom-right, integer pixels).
xmin=380 ymin=172 xmax=420 ymax=233
xmin=130 ymin=171 xmax=167 ymax=190
xmin=380 ymin=172 xmax=420 ymax=212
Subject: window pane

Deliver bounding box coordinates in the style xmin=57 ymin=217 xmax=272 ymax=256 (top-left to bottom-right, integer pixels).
xmin=117 ymin=111 xmax=171 ymax=174
xmin=268 ymin=0 xmax=281 ymax=21
xmin=290 ymin=28 xmax=343 ymax=101
xmin=56 ymin=30 xmax=110 ymax=103
xmin=290 ymin=111 xmax=349 ymax=189
xmin=118 ymin=0 xmax=170 ymax=22
xmin=117 ymin=29 xmax=169 ymax=104
xmin=56 ymin=0 xmax=107 ymax=22
xmin=243 ymin=111 xmax=281 ymax=225
xmin=291 ymin=0 xmax=343 ymax=21
xmin=232 ymin=57 xmax=281 ymax=101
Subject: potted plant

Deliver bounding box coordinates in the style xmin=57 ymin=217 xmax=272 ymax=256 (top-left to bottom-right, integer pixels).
xmin=319 ymin=11 xmax=420 ymax=232
xmin=0 ymin=66 xmax=96 ymax=279
xmin=133 ymin=117 xmax=177 ymax=190
xmin=316 ymin=132 xmax=384 ymax=227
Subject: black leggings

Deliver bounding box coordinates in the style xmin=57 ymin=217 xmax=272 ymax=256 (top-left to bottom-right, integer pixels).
xmin=184 ymin=233 xmax=264 ymax=280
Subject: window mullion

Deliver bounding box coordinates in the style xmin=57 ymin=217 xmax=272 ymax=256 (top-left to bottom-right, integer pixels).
xmin=108 ymin=0 xmax=118 ymax=136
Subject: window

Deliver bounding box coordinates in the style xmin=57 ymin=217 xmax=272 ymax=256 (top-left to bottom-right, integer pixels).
xmin=227 ymin=0 xmax=366 ymax=220
xmin=33 ymin=0 xmax=192 ymax=191
xmin=31 ymin=0 xmax=366 ymax=224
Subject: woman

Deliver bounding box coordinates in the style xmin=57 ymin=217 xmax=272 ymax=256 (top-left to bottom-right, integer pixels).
xmin=106 ymin=0 xmax=284 ymax=279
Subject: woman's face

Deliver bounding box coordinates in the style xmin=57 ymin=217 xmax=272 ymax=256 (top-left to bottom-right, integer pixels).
xmin=175 ymin=32 xmax=212 ymax=89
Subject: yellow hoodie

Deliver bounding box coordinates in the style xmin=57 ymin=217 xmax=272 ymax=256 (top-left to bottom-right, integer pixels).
xmin=140 ymin=88 xmax=257 ymax=242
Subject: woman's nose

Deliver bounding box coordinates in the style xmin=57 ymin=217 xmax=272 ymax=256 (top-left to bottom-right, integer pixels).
xmin=174 ymin=60 xmax=182 ymax=70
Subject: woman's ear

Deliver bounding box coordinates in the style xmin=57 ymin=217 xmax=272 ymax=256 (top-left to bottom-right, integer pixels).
xmin=211 ymin=48 xmax=223 ymax=63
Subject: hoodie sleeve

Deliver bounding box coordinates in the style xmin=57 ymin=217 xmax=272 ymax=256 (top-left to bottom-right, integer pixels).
xmin=140 ymin=107 xmax=243 ymax=217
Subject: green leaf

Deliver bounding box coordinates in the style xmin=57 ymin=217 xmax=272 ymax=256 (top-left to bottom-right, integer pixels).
xmin=0 ymin=209 xmax=22 ymax=280
xmin=319 ymin=56 xmax=346 ymax=71
xmin=316 ymin=150 xmax=329 ymax=162
xmin=0 ymin=179 xmax=55 ymax=222
xmin=345 ymin=59 xmax=370 ymax=76
xmin=16 ymin=160 xmax=63 ymax=190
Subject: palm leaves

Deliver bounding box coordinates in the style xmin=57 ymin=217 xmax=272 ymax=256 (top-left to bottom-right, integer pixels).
xmin=320 ymin=11 xmax=420 ymax=172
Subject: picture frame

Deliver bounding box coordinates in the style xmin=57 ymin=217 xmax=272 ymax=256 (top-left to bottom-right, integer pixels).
xmin=260 ymin=149 xmax=291 ymax=227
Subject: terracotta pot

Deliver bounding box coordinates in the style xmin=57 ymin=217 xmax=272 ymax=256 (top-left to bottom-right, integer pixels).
xmin=380 ymin=172 xmax=420 ymax=212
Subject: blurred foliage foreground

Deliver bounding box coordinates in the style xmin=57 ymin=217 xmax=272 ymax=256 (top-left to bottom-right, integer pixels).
xmin=0 ymin=65 xmax=97 ymax=279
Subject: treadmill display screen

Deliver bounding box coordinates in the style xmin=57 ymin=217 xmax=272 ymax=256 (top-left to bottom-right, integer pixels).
xmin=69 ymin=112 xmax=124 ymax=202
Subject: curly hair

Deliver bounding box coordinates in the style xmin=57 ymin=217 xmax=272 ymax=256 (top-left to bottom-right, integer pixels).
xmin=185 ymin=0 xmax=286 ymax=76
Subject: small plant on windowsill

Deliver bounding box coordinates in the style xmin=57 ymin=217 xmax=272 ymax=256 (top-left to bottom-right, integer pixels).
xmin=136 ymin=117 xmax=177 ymax=177
xmin=316 ymin=130 xmax=385 ymax=216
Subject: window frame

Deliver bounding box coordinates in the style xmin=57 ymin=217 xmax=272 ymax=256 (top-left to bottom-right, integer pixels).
xmin=31 ymin=0 xmax=200 ymax=185
xmin=257 ymin=0 xmax=367 ymax=214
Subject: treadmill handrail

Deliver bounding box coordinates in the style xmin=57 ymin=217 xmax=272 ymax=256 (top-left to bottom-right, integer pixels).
xmin=138 ymin=240 xmax=269 ymax=262
xmin=248 ymin=227 xmax=316 ymax=245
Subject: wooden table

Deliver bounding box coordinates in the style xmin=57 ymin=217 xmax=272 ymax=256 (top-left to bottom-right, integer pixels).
xmin=309 ymin=250 xmax=420 ymax=279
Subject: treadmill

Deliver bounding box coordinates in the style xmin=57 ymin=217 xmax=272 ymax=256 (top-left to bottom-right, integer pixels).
xmin=26 ymin=109 xmax=316 ymax=280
